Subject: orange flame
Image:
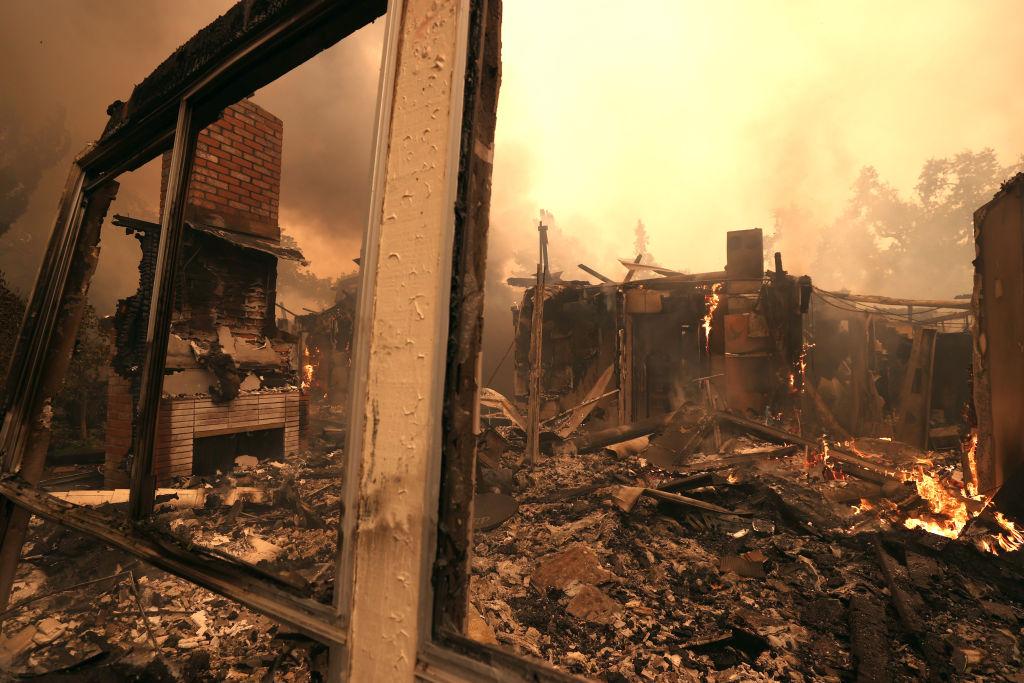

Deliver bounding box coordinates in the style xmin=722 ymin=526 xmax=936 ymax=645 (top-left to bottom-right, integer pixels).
xmin=964 ymin=432 xmax=979 ymax=497
xmin=792 ymin=342 xmax=812 ymax=394
xmin=702 ymin=283 xmax=722 ymax=352
xmin=851 ymin=497 xmax=875 ymax=514
xmin=990 ymin=512 xmax=1024 ymax=553
xmin=301 ymin=346 xmax=317 ymax=390
xmin=902 ymin=467 xmax=969 ymax=538
xmin=821 ymin=440 xmax=846 ymax=480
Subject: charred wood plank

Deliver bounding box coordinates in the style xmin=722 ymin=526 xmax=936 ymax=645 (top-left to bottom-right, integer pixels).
xmin=572 ymin=410 xmax=679 ymax=453
xmin=873 ymin=536 xmax=951 ymax=681
xmin=714 ymin=410 xmax=901 ymax=484
xmin=848 ymin=594 xmax=891 ymax=683
xmin=577 ymin=263 xmax=612 ymax=283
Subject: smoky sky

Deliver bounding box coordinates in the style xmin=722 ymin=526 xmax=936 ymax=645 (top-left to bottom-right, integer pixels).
xmin=0 ymin=0 xmax=385 ymax=315
xmin=7 ymin=2 xmax=1024 ymax=393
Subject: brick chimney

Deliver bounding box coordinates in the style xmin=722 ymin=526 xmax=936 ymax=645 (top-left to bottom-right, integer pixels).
xmin=161 ymin=99 xmax=283 ymax=242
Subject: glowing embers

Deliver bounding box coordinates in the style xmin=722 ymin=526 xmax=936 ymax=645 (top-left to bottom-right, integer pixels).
xmin=701 ymin=283 xmax=722 ymax=352
xmin=804 ymin=437 xmax=847 ymax=481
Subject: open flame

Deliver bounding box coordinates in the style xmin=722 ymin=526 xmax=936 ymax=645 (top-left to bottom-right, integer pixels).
xmin=989 ymin=512 xmax=1024 ymax=553
xmin=301 ymin=346 xmax=318 ymax=390
xmin=902 ymin=467 xmax=970 ymax=538
xmin=805 ymin=438 xmax=846 ymax=480
xmin=820 ymin=440 xmax=846 ymax=480
xmin=896 ymin=464 xmax=1024 ymax=555
xmin=702 ymin=283 xmax=722 ymax=352
xmin=963 ymin=432 xmax=979 ymax=497
xmin=791 ymin=342 xmax=812 ymax=393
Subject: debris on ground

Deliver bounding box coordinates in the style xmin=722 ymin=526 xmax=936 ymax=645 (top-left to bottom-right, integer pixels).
xmin=468 ymin=407 xmax=1024 ymax=682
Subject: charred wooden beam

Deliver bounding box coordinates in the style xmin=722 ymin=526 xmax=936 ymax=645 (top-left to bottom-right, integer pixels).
xmin=129 ymin=104 xmax=198 ymax=519
xmin=572 ymin=410 xmax=679 ymax=453
xmin=0 ymin=179 xmax=119 ymax=609
xmin=817 ymin=289 xmax=971 ymax=310
xmin=848 ymin=594 xmax=891 ymax=683
xmin=873 ymin=536 xmax=951 ymax=681
xmin=714 ymin=410 xmax=903 ymax=484
xmin=577 ymin=263 xmax=612 ymax=283
xmin=525 ymin=236 xmax=547 ymax=464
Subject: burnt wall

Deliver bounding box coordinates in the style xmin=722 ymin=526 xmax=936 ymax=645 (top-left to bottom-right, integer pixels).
xmin=172 ymin=231 xmax=277 ymax=341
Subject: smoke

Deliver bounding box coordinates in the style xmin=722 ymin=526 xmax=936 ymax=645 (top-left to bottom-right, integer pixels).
xmin=0 ymin=105 xmax=69 ymax=242
xmin=769 ymin=149 xmax=1023 ymax=298
xmin=0 ymin=1 xmax=383 ymax=316
xmin=633 ymin=220 xmax=650 ymax=263
xmin=0 ymin=0 xmax=237 ymax=300
xmin=7 ymin=2 xmax=1024 ymax=386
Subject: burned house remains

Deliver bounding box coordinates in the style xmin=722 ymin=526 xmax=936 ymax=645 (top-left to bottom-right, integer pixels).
xmin=972 ymin=172 xmax=1024 ymax=515
xmin=508 ymin=229 xmax=809 ymax=436
xmin=293 ymin=272 xmax=359 ymax=447
xmin=3 ymin=1 xmax=1024 ymax=681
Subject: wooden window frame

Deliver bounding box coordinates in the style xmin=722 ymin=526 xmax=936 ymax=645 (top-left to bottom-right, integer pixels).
xmin=0 ymin=0 xmax=577 ymax=679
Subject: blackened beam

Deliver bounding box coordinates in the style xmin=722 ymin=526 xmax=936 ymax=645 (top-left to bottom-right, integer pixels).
xmin=817 ymin=288 xmax=971 ymax=310
xmin=572 ymin=410 xmax=679 ymax=453
xmin=578 ymin=263 xmax=612 ymax=283
xmin=0 ymin=179 xmax=119 ymax=609
xmin=713 ymin=410 xmax=903 ymax=484
xmin=873 ymin=536 xmax=951 ymax=681
xmin=129 ymin=103 xmax=197 ymax=520
xmin=0 ymin=476 xmax=345 ymax=646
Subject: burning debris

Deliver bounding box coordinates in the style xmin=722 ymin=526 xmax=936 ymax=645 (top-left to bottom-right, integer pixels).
xmin=4 ymin=3 xmax=1024 ymax=677
xmin=702 ymin=282 xmax=722 ymax=353
xmin=468 ymin=226 xmax=1024 ymax=681
xmin=467 ymin=403 xmax=1024 ymax=681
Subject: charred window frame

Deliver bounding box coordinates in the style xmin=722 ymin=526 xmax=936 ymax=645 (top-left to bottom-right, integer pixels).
xmin=0 ymin=0 xmax=385 ymax=656
xmin=0 ymin=0 xmax=568 ymax=680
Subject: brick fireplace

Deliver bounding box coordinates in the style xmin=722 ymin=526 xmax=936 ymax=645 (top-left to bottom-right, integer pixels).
xmin=105 ymin=99 xmax=304 ymax=486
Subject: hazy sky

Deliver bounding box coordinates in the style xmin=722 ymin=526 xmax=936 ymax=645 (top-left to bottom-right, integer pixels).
xmin=0 ymin=0 xmax=384 ymax=312
xmin=3 ymin=1 xmax=1024 ymax=375
xmin=488 ymin=0 xmax=1024 ymax=284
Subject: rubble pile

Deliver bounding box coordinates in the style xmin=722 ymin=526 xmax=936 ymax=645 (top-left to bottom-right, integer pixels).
xmin=1 ymin=448 xmax=344 ymax=681
xmin=150 ymin=448 xmax=344 ymax=603
xmin=469 ymin=410 xmax=1024 ymax=682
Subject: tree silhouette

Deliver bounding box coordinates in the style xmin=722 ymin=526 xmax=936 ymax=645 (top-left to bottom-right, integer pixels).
xmin=779 ymin=149 xmax=1023 ymax=298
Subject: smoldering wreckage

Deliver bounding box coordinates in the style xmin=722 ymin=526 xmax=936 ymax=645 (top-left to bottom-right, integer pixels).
xmin=3 ymin=3 xmax=1024 ymax=683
